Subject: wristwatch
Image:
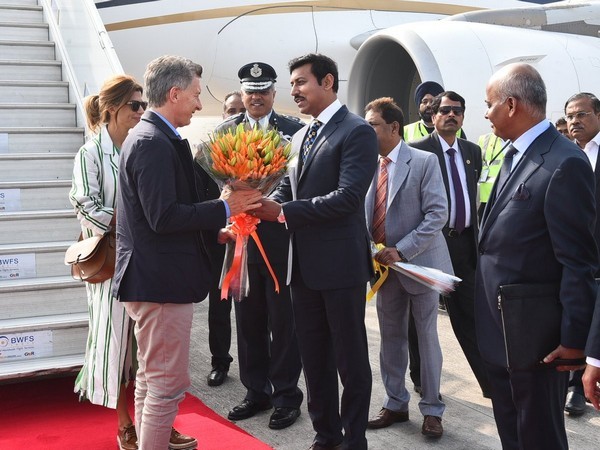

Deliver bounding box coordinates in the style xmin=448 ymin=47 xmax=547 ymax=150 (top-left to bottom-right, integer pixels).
xmin=397 ymin=249 xmax=407 ymax=262
xmin=277 ymin=208 xmax=286 ymax=224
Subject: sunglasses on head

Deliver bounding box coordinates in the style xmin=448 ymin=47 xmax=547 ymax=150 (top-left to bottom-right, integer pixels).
xmin=126 ymin=100 xmax=148 ymax=111
xmin=438 ymin=106 xmax=464 ymax=116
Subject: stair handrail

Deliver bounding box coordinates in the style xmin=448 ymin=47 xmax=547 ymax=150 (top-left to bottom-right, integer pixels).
xmin=39 ymin=0 xmax=124 ymax=135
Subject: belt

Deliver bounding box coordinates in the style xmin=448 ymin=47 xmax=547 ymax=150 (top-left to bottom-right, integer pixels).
xmin=445 ymin=226 xmax=472 ymax=238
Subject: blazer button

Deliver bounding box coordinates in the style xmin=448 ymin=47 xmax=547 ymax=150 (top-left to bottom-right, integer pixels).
xmin=479 ymin=248 xmax=485 ymax=255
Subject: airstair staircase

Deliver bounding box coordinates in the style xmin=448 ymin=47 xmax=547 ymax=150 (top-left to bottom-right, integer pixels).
xmin=0 ymin=0 xmax=87 ymax=381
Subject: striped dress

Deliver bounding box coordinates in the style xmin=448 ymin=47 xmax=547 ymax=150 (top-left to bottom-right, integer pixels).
xmin=69 ymin=126 xmax=134 ymax=409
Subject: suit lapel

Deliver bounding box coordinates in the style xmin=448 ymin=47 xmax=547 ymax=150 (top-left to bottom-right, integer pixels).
xmin=457 ymin=140 xmax=475 ymax=199
xmin=388 ymin=142 xmax=410 ymax=206
xmin=430 ymin=132 xmax=451 ymax=211
xmin=366 ymin=173 xmax=376 ymax=231
xmin=299 ymin=106 xmax=348 ymax=181
xmin=480 ymin=129 xmax=554 ymax=242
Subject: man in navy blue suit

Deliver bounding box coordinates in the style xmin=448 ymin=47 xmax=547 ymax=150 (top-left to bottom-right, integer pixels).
xmin=477 ymin=63 xmax=597 ymax=450
xmin=256 ymin=53 xmax=378 ymax=450
xmin=114 ymin=55 xmax=261 ymax=450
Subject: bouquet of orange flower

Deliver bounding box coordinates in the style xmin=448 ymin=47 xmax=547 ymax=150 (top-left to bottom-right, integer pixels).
xmin=196 ymin=123 xmax=295 ymax=301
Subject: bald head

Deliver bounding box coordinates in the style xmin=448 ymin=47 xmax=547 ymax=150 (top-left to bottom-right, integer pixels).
xmin=485 ymin=63 xmax=547 ymax=141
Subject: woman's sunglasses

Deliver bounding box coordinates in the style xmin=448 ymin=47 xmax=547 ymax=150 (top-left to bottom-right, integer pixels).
xmin=126 ymin=101 xmax=148 ymax=112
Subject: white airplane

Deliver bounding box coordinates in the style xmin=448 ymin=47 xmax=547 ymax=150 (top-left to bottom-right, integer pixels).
xmin=95 ymin=0 xmax=597 ymax=137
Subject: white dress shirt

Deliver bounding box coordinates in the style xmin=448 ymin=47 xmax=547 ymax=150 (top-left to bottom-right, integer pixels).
xmin=439 ymin=137 xmax=472 ymax=229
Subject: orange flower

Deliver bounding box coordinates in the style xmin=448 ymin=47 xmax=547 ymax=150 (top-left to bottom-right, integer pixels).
xmin=206 ymin=123 xmax=292 ymax=187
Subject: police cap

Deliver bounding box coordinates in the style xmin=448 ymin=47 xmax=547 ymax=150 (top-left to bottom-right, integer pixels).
xmin=238 ymin=62 xmax=277 ymax=92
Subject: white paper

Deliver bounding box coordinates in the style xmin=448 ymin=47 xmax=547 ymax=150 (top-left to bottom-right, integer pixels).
xmin=0 ymin=133 xmax=8 ymax=153
xmin=0 ymin=253 xmax=36 ymax=280
xmin=0 ymin=188 xmax=21 ymax=212
xmin=0 ymin=331 xmax=53 ymax=361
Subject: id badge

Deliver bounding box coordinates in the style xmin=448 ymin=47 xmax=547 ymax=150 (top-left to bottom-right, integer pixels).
xmin=479 ymin=167 xmax=490 ymax=183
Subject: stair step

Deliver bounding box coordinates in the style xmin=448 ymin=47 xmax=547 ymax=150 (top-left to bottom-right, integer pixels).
xmin=0 ymin=0 xmax=39 ymax=6
xmin=0 ymin=209 xmax=79 ymax=244
xmin=0 ymin=275 xmax=87 ymax=319
xmin=0 ymin=180 xmax=72 ymax=211
xmin=0 ymin=354 xmax=84 ymax=381
xmin=0 ymin=21 xmax=48 ymax=40
xmin=0 ymin=39 xmax=54 ymax=60
xmin=0 ymin=127 xmax=83 ymax=153
xmin=0 ymin=4 xmax=43 ymax=24
xmin=0 ymin=59 xmax=62 ymax=81
xmin=0 ymin=80 xmax=69 ymax=103
xmin=0 ymin=153 xmax=75 ymax=181
xmin=0 ymin=240 xmax=74 ymax=278
xmin=0 ymin=103 xmax=76 ymax=127
xmin=0 ymin=311 xmax=88 ymax=333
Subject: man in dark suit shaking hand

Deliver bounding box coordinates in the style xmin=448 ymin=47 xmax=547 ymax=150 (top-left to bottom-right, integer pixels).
xmin=256 ymin=53 xmax=378 ymax=450
xmin=477 ymin=63 xmax=598 ymax=450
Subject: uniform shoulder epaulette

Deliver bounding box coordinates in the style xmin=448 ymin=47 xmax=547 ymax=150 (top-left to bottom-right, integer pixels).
xmin=214 ymin=113 xmax=244 ymax=133
xmin=279 ymin=114 xmax=304 ymax=124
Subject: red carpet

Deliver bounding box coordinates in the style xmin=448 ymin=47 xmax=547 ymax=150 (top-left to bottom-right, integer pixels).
xmin=0 ymin=376 xmax=272 ymax=449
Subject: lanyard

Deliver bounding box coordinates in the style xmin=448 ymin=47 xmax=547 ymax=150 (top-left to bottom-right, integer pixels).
xmin=485 ymin=139 xmax=511 ymax=166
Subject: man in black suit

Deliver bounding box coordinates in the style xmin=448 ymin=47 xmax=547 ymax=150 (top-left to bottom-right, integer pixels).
xmin=201 ymin=90 xmax=252 ymax=388
xmin=584 ymin=296 xmax=600 ymax=411
xmin=113 ymin=55 xmax=262 ymax=449
xmin=478 ymin=63 xmax=597 ymax=450
xmin=411 ymin=91 xmax=491 ymax=399
xmin=562 ymin=92 xmax=600 ymax=415
xmin=256 ymin=53 xmax=378 ymax=450
xmin=215 ymin=62 xmax=304 ymax=430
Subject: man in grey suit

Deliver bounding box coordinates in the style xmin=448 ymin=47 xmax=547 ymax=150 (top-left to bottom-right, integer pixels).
xmin=364 ymin=97 xmax=451 ymax=438
xmin=478 ymin=63 xmax=597 ymax=450
xmin=411 ymin=91 xmax=491 ymax=399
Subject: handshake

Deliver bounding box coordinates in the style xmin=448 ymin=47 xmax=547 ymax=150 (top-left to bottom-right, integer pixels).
xmin=219 ymin=184 xmax=282 ymax=221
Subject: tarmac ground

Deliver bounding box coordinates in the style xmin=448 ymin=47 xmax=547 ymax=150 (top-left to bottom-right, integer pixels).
xmin=188 ymin=299 xmax=600 ymax=450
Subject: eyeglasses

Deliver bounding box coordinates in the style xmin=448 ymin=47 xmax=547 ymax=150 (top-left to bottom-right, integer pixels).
xmin=565 ymin=111 xmax=594 ymax=122
xmin=126 ymin=100 xmax=148 ymax=111
xmin=438 ymin=106 xmax=464 ymax=116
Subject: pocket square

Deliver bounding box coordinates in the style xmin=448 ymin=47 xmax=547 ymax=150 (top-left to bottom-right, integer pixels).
xmin=512 ymin=183 xmax=530 ymax=200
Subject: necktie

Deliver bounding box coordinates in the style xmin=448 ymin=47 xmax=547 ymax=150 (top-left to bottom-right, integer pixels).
xmin=302 ymin=120 xmax=322 ymax=161
xmin=495 ymin=144 xmax=518 ymax=194
xmin=372 ymin=156 xmax=391 ymax=244
xmin=447 ymin=148 xmax=466 ymax=234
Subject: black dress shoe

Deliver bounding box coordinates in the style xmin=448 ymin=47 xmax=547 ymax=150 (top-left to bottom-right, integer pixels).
xmin=228 ymin=399 xmax=272 ymax=421
xmin=268 ymin=407 xmax=301 ymax=429
xmin=207 ymin=367 xmax=228 ymax=386
xmin=308 ymin=443 xmax=342 ymax=450
xmin=565 ymin=391 xmax=586 ymax=416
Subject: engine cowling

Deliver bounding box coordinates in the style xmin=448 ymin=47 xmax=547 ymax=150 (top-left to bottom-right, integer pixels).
xmin=348 ymin=19 xmax=600 ymax=139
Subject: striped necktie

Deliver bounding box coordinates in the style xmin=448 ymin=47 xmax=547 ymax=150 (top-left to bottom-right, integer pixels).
xmin=302 ymin=120 xmax=322 ymax=161
xmin=372 ymin=156 xmax=391 ymax=244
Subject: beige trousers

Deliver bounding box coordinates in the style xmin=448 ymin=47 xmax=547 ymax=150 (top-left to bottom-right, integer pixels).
xmin=124 ymin=302 xmax=193 ymax=450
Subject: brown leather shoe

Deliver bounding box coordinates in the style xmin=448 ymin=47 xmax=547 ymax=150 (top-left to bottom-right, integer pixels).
xmin=367 ymin=407 xmax=409 ymax=429
xmin=422 ymin=415 xmax=443 ymax=437
xmin=117 ymin=424 xmax=137 ymax=450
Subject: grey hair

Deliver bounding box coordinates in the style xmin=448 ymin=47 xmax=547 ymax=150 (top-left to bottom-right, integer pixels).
xmin=144 ymin=55 xmax=203 ymax=107
xmin=495 ymin=64 xmax=546 ymax=116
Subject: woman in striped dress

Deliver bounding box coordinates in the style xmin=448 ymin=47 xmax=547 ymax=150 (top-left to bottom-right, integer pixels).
xmin=70 ymin=74 xmax=145 ymax=450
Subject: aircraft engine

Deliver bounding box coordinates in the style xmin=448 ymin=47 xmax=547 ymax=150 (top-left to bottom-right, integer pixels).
xmin=348 ymin=19 xmax=600 ymax=139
